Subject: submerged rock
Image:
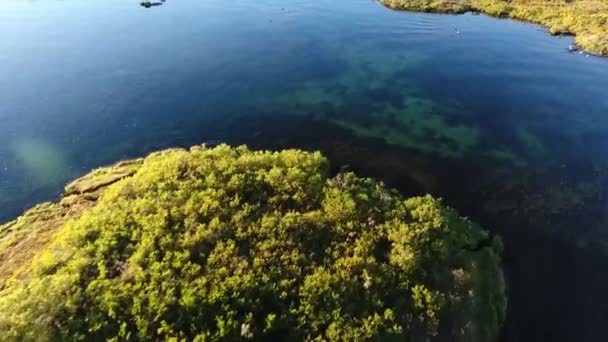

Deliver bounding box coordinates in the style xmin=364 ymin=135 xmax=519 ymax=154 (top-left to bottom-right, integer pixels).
xmin=139 ymin=0 xmax=163 ymax=8
xmin=568 ymin=44 xmax=580 ymax=52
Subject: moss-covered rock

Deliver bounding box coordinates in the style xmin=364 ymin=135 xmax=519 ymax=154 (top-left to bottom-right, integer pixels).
xmin=0 ymin=145 xmax=505 ymax=341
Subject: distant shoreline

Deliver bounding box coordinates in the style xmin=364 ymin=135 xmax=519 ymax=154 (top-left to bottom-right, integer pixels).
xmin=379 ymin=0 xmax=608 ymax=56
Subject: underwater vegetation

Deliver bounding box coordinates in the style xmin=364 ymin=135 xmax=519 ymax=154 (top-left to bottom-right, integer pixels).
xmin=480 ymin=159 xmax=608 ymax=253
xmin=269 ymin=45 xmax=567 ymax=165
xmin=0 ymin=145 xmax=505 ymax=341
xmin=270 ymin=48 xmax=484 ymax=159
xmin=380 ymin=0 xmax=608 ymax=56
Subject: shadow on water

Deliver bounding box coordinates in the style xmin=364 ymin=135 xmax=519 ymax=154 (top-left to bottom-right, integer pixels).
xmin=208 ymin=113 xmax=608 ymax=342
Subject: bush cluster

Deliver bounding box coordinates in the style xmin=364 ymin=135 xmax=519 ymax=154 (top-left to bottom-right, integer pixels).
xmin=0 ymin=145 xmax=504 ymax=341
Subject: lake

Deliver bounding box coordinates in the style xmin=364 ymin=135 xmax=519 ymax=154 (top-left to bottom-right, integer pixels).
xmin=1 ymin=0 xmax=608 ymax=340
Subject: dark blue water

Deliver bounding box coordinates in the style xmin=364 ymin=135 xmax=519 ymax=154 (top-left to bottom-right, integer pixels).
xmin=2 ymin=0 xmax=608 ymax=340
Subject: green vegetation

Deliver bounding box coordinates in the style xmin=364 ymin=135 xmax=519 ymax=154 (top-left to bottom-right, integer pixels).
xmin=0 ymin=145 xmax=505 ymax=341
xmin=380 ymin=0 xmax=608 ymax=55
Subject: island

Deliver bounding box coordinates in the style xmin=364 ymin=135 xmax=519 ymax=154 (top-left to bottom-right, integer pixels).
xmin=380 ymin=0 xmax=608 ymax=56
xmin=0 ymin=145 xmax=505 ymax=341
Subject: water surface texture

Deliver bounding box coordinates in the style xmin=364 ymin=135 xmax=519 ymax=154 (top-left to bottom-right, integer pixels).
xmin=2 ymin=0 xmax=608 ymax=340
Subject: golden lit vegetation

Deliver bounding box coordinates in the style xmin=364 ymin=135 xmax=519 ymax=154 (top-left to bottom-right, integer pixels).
xmin=380 ymin=0 xmax=608 ymax=55
xmin=0 ymin=159 xmax=143 ymax=289
xmin=0 ymin=145 xmax=505 ymax=341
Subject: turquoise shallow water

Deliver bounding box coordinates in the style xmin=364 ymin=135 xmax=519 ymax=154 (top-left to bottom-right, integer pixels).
xmin=1 ymin=0 xmax=608 ymax=340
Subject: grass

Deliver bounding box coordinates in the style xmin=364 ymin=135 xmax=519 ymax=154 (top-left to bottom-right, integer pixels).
xmin=379 ymin=0 xmax=608 ymax=56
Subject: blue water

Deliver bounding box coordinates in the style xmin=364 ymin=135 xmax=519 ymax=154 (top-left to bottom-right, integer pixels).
xmin=2 ymin=0 xmax=608 ymax=340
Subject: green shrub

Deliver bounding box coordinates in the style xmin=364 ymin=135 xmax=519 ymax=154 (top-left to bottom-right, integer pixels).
xmin=0 ymin=145 xmax=505 ymax=341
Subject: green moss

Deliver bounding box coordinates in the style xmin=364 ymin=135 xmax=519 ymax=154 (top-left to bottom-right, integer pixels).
xmin=380 ymin=0 xmax=608 ymax=56
xmin=0 ymin=145 xmax=505 ymax=341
